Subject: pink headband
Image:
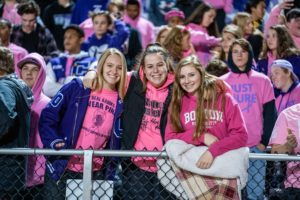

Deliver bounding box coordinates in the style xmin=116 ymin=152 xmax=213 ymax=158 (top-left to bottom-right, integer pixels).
xmin=165 ymin=10 xmax=185 ymax=22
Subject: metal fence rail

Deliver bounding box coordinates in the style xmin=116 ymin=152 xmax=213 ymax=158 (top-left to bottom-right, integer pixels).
xmin=0 ymin=148 xmax=299 ymax=200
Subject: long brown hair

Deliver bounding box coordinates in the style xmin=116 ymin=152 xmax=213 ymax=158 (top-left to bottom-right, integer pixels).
xmin=185 ymin=3 xmax=219 ymax=37
xmin=169 ymin=55 xmax=227 ymax=138
xmin=260 ymin=25 xmax=300 ymax=59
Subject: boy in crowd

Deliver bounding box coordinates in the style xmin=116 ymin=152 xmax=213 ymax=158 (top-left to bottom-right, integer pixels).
xmin=43 ymin=25 xmax=96 ymax=97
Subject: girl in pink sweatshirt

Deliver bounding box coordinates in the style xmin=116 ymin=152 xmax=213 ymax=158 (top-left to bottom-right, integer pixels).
xmin=185 ymin=3 xmax=221 ymax=66
xmin=165 ymin=54 xmax=247 ymax=169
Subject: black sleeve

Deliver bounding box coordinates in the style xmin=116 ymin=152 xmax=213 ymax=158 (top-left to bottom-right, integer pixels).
xmin=261 ymin=99 xmax=277 ymax=146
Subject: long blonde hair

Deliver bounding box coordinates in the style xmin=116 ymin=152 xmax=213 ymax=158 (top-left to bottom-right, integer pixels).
xmin=170 ymin=55 xmax=227 ymax=138
xmin=95 ymin=48 xmax=127 ymax=100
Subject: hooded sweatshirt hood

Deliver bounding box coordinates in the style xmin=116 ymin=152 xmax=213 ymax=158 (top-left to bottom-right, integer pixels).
xmin=16 ymin=53 xmax=50 ymax=187
xmin=227 ymin=45 xmax=254 ymax=74
xmin=123 ymin=0 xmax=142 ymax=27
xmin=17 ymin=53 xmax=48 ymax=105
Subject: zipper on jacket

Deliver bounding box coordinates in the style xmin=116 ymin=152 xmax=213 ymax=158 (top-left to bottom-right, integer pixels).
xmin=71 ymin=102 xmax=79 ymax=146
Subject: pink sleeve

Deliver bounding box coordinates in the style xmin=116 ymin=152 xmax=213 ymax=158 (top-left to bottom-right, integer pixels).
xmin=208 ymin=94 xmax=248 ymax=158
xmin=264 ymin=5 xmax=281 ymax=35
xmin=262 ymin=77 xmax=275 ymax=104
xmin=146 ymin=22 xmax=155 ymax=46
xmin=190 ymin=30 xmax=221 ymax=48
xmin=224 ymin=0 xmax=233 ymax=13
xmin=269 ymin=113 xmax=288 ymax=145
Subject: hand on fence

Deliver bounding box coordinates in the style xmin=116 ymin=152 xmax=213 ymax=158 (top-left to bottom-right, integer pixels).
xmin=55 ymin=142 xmax=66 ymax=149
xmin=196 ymin=150 xmax=214 ymax=169
xmin=285 ymin=129 xmax=297 ymax=149
xmin=203 ymin=133 xmax=218 ymax=147
xmin=256 ymin=143 xmax=266 ymax=152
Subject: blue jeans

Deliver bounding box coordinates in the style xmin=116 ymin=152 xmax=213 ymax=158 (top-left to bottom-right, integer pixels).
xmin=246 ymin=146 xmax=266 ymax=200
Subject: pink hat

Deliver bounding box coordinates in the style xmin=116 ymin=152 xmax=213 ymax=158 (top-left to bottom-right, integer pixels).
xmin=165 ymin=9 xmax=185 ymax=22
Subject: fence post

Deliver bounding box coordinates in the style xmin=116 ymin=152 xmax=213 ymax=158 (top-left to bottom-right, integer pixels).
xmin=83 ymin=150 xmax=93 ymax=200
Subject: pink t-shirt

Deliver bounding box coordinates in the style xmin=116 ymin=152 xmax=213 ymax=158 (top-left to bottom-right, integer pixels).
xmin=3 ymin=3 xmax=21 ymax=25
xmin=65 ymin=56 xmax=74 ymax=77
xmin=68 ymin=89 xmax=118 ymax=172
xmin=221 ymin=70 xmax=275 ymax=147
xmin=276 ymin=83 xmax=300 ymax=114
xmin=269 ymin=103 xmax=300 ymax=188
xmin=165 ymin=93 xmax=247 ymax=158
xmin=132 ymin=73 xmax=174 ymax=172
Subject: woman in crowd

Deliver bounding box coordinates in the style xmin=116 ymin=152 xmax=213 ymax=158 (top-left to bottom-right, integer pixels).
xmin=218 ymin=24 xmax=242 ymax=63
xmin=83 ymin=43 xmax=176 ymax=199
xmin=39 ymin=48 xmax=127 ymax=200
xmin=165 ymin=54 xmax=247 ymax=169
xmin=232 ymin=12 xmax=264 ymax=61
xmin=185 ymin=2 xmax=221 ymax=66
xmin=257 ymin=24 xmax=300 ymax=79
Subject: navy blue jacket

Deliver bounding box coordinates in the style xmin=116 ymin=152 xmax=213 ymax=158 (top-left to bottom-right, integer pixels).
xmin=39 ymin=78 xmax=123 ymax=181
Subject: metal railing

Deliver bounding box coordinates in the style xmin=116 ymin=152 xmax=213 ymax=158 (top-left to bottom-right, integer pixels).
xmin=0 ymin=148 xmax=299 ymax=199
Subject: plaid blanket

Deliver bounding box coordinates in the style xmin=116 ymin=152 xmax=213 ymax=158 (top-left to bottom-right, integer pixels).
xmin=171 ymin=159 xmax=239 ymax=200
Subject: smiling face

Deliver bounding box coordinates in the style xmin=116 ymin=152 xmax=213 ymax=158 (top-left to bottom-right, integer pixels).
xmin=271 ymin=67 xmax=291 ymax=90
xmin=102 ymin=54 xmax=123 ymax=90
xmin=21 ymin=63 xmax=40 ymax=88
xmin=179 ymin=64 xmax=201 ymax=96
xmin=231 ymin=44 xmax=249 ymax=71
xmin=143 ymin=53 xmax=168 ymax=88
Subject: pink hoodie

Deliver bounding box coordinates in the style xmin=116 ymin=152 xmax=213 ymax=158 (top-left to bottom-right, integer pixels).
xmin=79 ymin=18 xmax=93 ymax=40
xmin=17 ymin=53 xmax=50 ymax=187
xmin=203 ymin=0 xmax=233 ymax=13
xmin=187 ymin=23 xmax=221 ymax=66
xmin=2 ymin=2 xmax=21 ymax=25
xmin=9 ymin=43 xmax=28 ymax=72
xmin=165 ymin=92 xmax=248 ymax=158
xmin=124 ymin=0 xmax=154 ymax=49
xmin=132 ymin=69 xmax=174 ymax=172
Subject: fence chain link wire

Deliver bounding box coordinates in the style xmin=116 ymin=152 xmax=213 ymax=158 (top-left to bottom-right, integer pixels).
xmin=0 ymin=149 xmax=299 ymax=200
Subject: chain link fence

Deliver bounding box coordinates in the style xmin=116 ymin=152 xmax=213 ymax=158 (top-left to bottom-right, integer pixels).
xmin=0 ymin=149 xmax=299 ymax=200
